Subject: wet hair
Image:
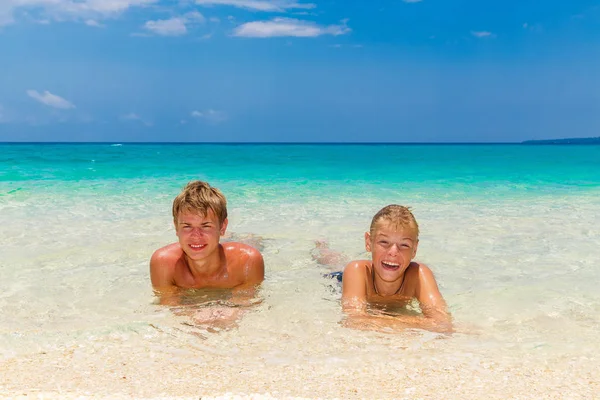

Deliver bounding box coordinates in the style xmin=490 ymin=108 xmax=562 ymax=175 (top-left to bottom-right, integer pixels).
xmin=172 ymin=181 xmax=227 ymax=225
xmin=369 ymin=204 xmax=419 ymax=238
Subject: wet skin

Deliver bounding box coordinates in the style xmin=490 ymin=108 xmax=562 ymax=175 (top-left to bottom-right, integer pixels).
xmin=341 ymin=224 xmax=452 ymax=332
xmin=150 ymin=209 xmax=264 ymax=309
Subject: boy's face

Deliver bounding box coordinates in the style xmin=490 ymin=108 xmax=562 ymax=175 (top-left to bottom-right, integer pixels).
xmin=174 ymin=209 xmax=227 ymax=261
xmin=365 ymin=222 xmax=418 ymax=283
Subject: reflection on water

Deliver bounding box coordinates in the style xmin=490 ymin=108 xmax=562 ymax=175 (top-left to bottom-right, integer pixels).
xmin=367 ymin=298 xmax=422 ymax=318
xmin=160 ymin=287 xmax=236 ymax=306
xmin=153 ymin=287 xmax=265 ymax=335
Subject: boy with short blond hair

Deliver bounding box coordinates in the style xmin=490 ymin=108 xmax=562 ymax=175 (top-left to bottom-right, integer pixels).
xmin=316 ymin=205 xmax=451 ymax=332
xmin=342 ymin=204 xmax=451 ymax=331
xmin=171 ymin=180 xmax=228 ymax=226
xmin=150 ymin=181 xmax=264 ymax=305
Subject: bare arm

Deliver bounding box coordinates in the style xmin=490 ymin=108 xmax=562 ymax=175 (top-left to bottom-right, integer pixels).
xmin=230 ymin=247 xmax=265 ymax=307
xmin=415 ymin=263 xmax=452 ymax=325
xmin=341 ymin=261 xmax=369 ymax=313
xmin=341 ymin=312 xmax=451 ymax=333
xmin=149 ymin=248 xmax=180 ymax=306
xmin=341 ymin=261 xmax=452 ymax=333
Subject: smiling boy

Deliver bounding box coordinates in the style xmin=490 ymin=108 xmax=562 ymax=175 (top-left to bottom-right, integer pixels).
xmin=340 ymin=205 xmax=452 ymax=332
xmin=150 ymin=181 xmax=264 ymax=306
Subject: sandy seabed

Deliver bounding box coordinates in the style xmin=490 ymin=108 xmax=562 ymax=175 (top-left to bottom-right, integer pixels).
xmin=2 ymin=176 xmax=600 ymax=400
xmin=1 ymin=332 xmax=597 ymax=400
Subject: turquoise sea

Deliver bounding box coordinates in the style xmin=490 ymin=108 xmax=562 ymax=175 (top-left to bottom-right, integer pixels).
xmin=1 ymin=143 xmax=599 ymax=399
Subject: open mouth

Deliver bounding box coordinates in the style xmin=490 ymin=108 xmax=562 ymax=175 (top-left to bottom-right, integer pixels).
xmin=188 ymin=244 xmax=207 ymax=251
xmin=381 ymin=261 xmax=400 ymax=271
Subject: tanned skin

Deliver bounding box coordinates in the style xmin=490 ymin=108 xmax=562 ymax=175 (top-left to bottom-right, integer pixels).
xmin=150 ymin=209 xmax=264 ymax=325
xmin=341 ymin=224 xmax=452 ymax=333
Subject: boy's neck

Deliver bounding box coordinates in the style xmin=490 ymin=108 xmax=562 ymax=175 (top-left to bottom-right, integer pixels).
xmin=372 ymin=267 xmax=404 ymax=296
xmin=185 ymin=245 xmax=225 ymax=279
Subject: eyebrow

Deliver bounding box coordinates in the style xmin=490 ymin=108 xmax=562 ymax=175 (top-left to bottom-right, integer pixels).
xmin=178 ymin=220 xmax=214 ymax=225
xmin=376 ymin=234 xmax=415 ymax=241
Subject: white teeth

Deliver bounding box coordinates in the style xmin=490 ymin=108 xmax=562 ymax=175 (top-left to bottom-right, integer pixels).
xmin=382 ymin=261 xmax=399 ymax=266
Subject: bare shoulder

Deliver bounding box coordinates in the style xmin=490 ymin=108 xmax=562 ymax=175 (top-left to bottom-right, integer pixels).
xmin=410 ymin=262 xmax=444 ymax=301
xmin=150 ymin=243 xmax=182 ymax=265
xmin=410 ymin=262 xmax=450 ymax=324
xmin=342 ymin=260 xmax=370 ymax=298
xmin=343 ymin=260 xmax=371 ymax=277
xmin=222 ymin=241 xmax=263 ymax=262
xmin=412 ymin=262 xmax=437 ymax=282
xmin=223 ymin=242 xmax=265 ymax=284
xmin=149 ymin=243 xmax=182 ymax=288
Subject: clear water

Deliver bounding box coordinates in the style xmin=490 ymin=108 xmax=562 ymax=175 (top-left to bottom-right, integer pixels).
xmin=1 ymin=143 xmax=599 ymax=398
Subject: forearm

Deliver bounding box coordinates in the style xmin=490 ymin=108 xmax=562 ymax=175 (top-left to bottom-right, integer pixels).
xmin=343 ymin=310 xmax=453 ymax=334
xmin=153 ymin=286 xmax=182 ymax=306
xmin=229 ymin=283 xmax=263 ymax=307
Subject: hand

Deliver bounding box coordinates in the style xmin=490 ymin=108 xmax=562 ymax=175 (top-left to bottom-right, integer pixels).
xmin=192 ymin=306 xmax=241 ymax=325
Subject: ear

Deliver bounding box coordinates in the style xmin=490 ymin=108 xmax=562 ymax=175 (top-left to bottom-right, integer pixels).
xmin=412 ymin=239 xmax=419 ymax=258
xmin=173 ymin=219 xmax=179 ymax=236
xmin=364 ymin=232 xmax=372 ymax=252
xmin=220 ymin=218 xmax=228 ymax=236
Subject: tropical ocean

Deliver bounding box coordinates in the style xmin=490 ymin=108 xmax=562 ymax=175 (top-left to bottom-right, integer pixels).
xmin=1 ymin=143 xmax=599 ymax=399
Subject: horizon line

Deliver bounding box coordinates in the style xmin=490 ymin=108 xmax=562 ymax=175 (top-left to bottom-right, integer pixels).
xmin=0 ymin=141 xmax=532 ymax=145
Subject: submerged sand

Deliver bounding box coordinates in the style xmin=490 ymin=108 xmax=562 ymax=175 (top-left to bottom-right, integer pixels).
xmin=1 ymin=323 xmax=597 ymax=400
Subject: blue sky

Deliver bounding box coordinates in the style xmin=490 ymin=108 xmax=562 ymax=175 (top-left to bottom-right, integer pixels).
xmin=0 ymin=0 xmax=599 ymax=142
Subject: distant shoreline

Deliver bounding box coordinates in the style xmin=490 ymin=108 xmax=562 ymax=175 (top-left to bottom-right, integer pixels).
xmin=521 ymin=137 xmax=600 ymax=145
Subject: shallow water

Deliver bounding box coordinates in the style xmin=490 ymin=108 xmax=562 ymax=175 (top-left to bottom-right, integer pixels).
xmin=1 ymin=144 xmax=599 ymax=398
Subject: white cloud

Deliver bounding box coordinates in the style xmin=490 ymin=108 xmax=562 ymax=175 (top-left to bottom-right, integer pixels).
xmin=122 ymin=112 xmax=141 ymax=120
xmin=145 ymin=17 xmax=188 ymax=35
xmin=121 ymin=112 xmax=152 ymax=126
xmin=471 ymin=31 xmax=495 ymax=38
xmin=144 ymin=11 xmax=205 ymax=36
xmin=185 ymin=10 xmax=206 ymax=22
xmin=233 ymin=17 xmax=350 ymax=38
xmin=0 ymin=0 xmax=158 ymax=26
xmin=26 ymin=90 xmax=75 ymax=109
xmin=523 ymin=22 xmax=543 ymax=33
xmin=0 ymin=5 xmax=15 ymax=26
xmin=191 ymin=109 xmax=227 ymax=124
xmin=195 ymin=0 xmax=315 ymax=12
xmin=85 ymin=19 xmax=105 ymax=27
xmin=328 ymin=43 xmax=363 ymax=49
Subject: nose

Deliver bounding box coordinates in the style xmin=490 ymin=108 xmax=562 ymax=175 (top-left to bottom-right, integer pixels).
xmin=388 ymin=244 xmax=400 ymax=255
xmin=190 ymin=227 xmax=205 ymax=236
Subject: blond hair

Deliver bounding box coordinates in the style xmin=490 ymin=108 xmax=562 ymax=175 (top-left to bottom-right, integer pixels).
xmin=370 ymin=204 xmax=419 ymax=238
xmin=172 ymin=181 xmax=227 ymax=225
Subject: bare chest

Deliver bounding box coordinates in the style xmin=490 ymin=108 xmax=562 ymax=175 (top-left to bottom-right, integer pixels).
xmin=173 ymin=260 xmax=244 ymax=289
